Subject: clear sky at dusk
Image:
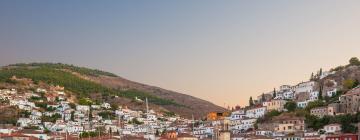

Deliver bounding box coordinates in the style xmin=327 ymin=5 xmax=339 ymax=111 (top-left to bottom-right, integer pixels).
xmin=1 ymin=0 xmax=360 ymax=107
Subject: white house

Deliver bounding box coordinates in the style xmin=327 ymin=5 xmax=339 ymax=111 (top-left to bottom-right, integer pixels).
xmin=279 ymin=85 xmax=291 ymax=92
xmin=101 ymin=102 xmax=111 ymax=109
xmin=320 ymin=71 xmax=335 ymax=79
xmin=326 ymin=88 xmax=337 ymax=97
xmin=147 ymin=114 xmax=157 ymax=121
xmin=230 ymin=110 xmax=246 ymax=120
xmin=324 ymin=123 xmax=341 ymax=134
xmin=297 ymin=101 xmax=308 ymax=108
xmin=91 ymin=105 xmax=101 ymax=109
xmin=294 ymin=81 xmax=316 ymax=94
xmin=76 ymin=105 xmax=90 ymax=112
xmin=36 ymin=88 xmax=47 ymax=93
xmin=193 ymin=126 xmax=213 ymax=139
xmin=283 ymin=91 xmax=294 ymax=100
xmin=17 ymin=118 xmax=31 ymax=127
xmin=256 ymin=130 xmax=273 ymax=136
xmin=66 ymin=125 xmax=84 ymax=133
xmin=232 ymin=118 xmax=257 ymax=131
xmin=309 ymin=91 xmax=319 ymax=101
xmin=10 ymin=99 xmax=36 ymax=111
xmin=246 ymin=106 xmax=266 ymax=119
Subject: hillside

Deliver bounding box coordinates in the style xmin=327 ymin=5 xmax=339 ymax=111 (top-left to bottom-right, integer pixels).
xmin=314 ymin=57 xmax=360 ymax=98
xmin=0 ymin=63 xmax=226 ymax=118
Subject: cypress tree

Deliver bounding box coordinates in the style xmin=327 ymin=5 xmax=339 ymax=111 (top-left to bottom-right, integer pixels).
xmin=249 ymin=96 xmax=254 ymax=106
xmin=261 ymin=93 xmax=266 ymax=102
xmin=273 ymin=88 xmax=276 ymax=98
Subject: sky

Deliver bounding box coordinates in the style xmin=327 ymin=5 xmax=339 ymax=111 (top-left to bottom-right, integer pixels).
xmin=1 ymin=1 xmax=360 ymax=107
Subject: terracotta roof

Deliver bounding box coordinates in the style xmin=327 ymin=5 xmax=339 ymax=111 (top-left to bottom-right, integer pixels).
xmin=311 ymin=106 xmax=328 ymax=110
xmin=324 ymin=123 xmax=341 ymax=126
xmin=249 ymin=135 xmax=274 ymax=139
xmin=272 ymin=113 xmax=305 ymax=121
xmin=326 ymin=133 xmax=358 ymax=137
xmin=177 ymin=133 xmax=196 ymax=138
xmin=18 ymin=129 xmax=45 ymax=134
xmin=0 ymin=133 xmax=38 ymax=140
xmin=344 ymin=87 xmax=360 ymax=96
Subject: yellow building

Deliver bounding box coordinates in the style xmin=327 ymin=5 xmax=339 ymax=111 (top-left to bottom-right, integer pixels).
xmin=276 ymin=123 xmax=295 ymax=133
xmin=273 ymin=113 xmax=305 ymax=134
xmin=207 ymin=112 xmax=230 ymax=121
xmin=266 ymin=99 xmax=287 ymax=112
xmin=218 ymin=131 xmax=231 ymax=140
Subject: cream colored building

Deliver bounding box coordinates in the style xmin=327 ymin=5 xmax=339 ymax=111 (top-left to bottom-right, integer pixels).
xmin=276 ymin=123 xmax=296 ymax=133
xmin=218 ymin=131 xmax=230 ymax=140
xmin=273 ymin=113 xmax=305 ymax=134
xmin=265 ymin=99 xmax=287 ymax=112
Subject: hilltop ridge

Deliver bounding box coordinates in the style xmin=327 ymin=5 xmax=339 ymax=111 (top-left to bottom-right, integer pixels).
xmin=0 ymin=63 xmax=226 ymax=118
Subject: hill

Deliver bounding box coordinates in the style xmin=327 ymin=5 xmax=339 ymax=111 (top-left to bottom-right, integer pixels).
xmin=0 ymin=63 xmax=226 ymax=118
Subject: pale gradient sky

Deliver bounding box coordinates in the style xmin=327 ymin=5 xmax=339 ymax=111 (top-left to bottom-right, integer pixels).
xmin=1 ymin=1 xmax=360 ymax=107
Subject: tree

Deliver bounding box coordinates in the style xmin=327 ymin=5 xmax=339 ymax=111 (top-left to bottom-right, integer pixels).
xmin=249 ymin=96 xmax=254 ymax=106
xmin=305 ymin=115 xmax=330 ymax=130
xmin=305 ymin=100 xmax=325 ymax=111
xmin=261 ymin=93 xmax=265 ymax=102
xmin=343 ymin=79 xmax=356 ymax=90
xmin=284 ymin=101 xmax=297 ymax=112
xmin=354 ymin=79 xmax=359 ymax=88
xmin=318 ymin=84 xmax=323 ymax=100
xmin=130 ymin=118 xmax=143 ymax=125
xmin=340 ymin=114 xmax=358 ymax=133
xmin=70 ymin=111 xmax=75 ymax=121
xmin=349 ymin=57 xmax=360 ymax=66
xmin=110 ymin=103 xmax=119 ymax=111
xmin=310 ymin=72 xmax=314 ymax=81
xmin=266 ymin=110 xmax=281 ymax=117
xmin=331 ymin=66 xmax=345 ymax=72
xmin=319 ymin=68 xmax=323 ymax=77
xmin=69 ymin=103 xmax=76 ymax=109
xmin=78 ymin=98 xmax=93 ymax=106
xmin=273 ymin=88 xmax=276 ymax=98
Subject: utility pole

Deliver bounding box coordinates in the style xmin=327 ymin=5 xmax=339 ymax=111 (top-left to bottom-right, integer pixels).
xmin=146 ymin=97 xmax=149 ymax=114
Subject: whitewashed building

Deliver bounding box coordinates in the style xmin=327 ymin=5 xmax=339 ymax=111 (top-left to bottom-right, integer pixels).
xmin=309 ymin=91 xmax=319 ymax=101
xmin=246 ymin=106 xmax=266 ymax=119
xmin=293 ymin=81 xmax=316 ymax=94
xmin=324 ymin=123 xmax=341 ymax=134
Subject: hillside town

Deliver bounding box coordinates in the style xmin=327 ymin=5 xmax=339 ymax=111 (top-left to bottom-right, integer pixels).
xmin=201 ymin=58 xmax=360 ymax=140
xmin=1 ymin=58 xmax=360 ymax=140
xmin=0 ymin=75 xmax=205 ymax=140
